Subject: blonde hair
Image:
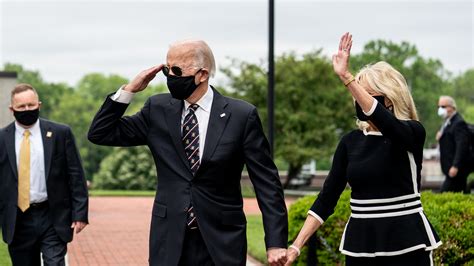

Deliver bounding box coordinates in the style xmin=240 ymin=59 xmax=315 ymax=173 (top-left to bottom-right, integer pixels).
xmin=169 ymin=39 xmax=216 ymax=78
xmin=355 ymin=61 xmax=419 ymax=130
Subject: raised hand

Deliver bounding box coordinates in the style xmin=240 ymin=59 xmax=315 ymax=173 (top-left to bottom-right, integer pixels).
xmin=332 ymin=32 xmax=353 ymax=78
xmin=123 ymin=65 xmax=163 ymax=93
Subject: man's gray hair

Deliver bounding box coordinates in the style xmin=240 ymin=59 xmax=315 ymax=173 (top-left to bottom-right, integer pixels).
xmin=170 ymin=39 xmax=216 ymax=78
xmin=440 ymin=95 xmax=457 ymax=109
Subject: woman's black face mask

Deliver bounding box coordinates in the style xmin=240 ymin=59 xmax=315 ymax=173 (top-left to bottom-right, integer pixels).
xmin=355 ymin=96 xmax=393 ymax=121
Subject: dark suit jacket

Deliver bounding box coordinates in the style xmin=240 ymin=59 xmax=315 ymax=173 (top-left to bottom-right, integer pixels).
xmin=0 ymin=119 xmax=89 ymax=244
xmin=88 ymin=88 xmax=288 ymax=266
xmin=439 ymin=113 xmax=471 ymax=175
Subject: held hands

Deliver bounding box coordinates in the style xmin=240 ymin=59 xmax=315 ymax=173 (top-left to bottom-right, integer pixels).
xmin=71 ymin=221 xmax=88 ymax=234
xmin=123 ymin=65 xmax=163 ymax=93
xmin=448 ymin=166 xmax=459 ymax=178
xmin=332 ymin=32 xmax=353 ymax=80
xmin=267 ymin=248 xmax=288 ymax=266
xmin=284 ymin=246 xmax=300 ymax=266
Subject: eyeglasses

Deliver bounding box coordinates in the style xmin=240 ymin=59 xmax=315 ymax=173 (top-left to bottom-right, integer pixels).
xmin=438 ymin=105 xmax=451 ymax=108
xmin=162 ymin=65 xmax=202 ymax=77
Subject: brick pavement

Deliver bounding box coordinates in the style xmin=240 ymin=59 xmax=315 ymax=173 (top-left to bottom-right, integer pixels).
xmin=67 ymin=196 xmax=296 ymax=265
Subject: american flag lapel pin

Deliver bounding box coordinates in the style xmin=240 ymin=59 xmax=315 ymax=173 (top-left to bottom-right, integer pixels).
xmin=46 ymin=131 xmax=53 ymax=138
xmin=220 ymin=113 xmax=226 ymax=118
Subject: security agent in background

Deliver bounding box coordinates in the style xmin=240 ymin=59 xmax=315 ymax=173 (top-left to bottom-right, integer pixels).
xmin=436 ymin=95 xmax=471 ymax=193
xmin=0 ymin=84 xmax=89 ymax=266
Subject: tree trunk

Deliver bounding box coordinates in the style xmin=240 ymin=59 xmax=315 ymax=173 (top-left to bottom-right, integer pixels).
xmin=283 ymin=164 xmax=302 ymax=189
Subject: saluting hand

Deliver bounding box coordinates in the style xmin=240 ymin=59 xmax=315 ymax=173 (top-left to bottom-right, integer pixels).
xmin=123 ymin=65 xmax=163 ymax=93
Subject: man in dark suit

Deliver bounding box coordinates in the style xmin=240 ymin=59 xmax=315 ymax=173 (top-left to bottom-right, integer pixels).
xmin=88 ymin=40 xmax=288 ymax=265
xmin=436 ymin=95 xmax=471 ymax=193
xmin=0 ymin=84 xmax=89 ymax=266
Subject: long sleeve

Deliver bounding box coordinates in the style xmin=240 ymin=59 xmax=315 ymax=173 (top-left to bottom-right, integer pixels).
xmin=309 ymin=137 xmax=348 ymax=222
xmin=243 ymin=107 xmax=288 ymax=249
xmin=452 ymin=119 xmax=471 ymax=167
xmin=65 ymin=127 xmax=89 ymax=223
xmin=88 ymin=94 xmax=150 ymax=147
xmin=367 ymin=102 xmax=425 ymax=153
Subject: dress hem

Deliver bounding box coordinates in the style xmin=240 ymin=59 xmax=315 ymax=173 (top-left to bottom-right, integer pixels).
xmin=340 ymin=241 xmax=442 ymax=257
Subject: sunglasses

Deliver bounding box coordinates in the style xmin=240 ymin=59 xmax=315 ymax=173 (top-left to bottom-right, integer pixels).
xmin=162 ymin=65 xmax=202 ymax=77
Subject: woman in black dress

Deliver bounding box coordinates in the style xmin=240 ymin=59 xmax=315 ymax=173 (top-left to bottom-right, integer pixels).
xmin=285 ymin=33 xmax=441 ymax=266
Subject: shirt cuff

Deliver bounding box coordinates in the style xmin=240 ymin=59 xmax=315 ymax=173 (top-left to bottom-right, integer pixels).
xmin=363 ymin=98 xmax=378 ymax=116
xmin=307 ymin=210 xmax=324 ymax=224
xmin=111 ymin=85 xmax=135 ymax=104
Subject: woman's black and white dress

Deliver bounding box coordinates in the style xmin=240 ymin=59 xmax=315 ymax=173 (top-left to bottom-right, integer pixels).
xmin=309 ymin=100 xmax=442 ymax=258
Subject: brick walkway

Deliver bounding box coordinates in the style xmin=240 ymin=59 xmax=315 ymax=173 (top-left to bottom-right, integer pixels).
xmin=67 ymin=196 xmax=296 ymax=266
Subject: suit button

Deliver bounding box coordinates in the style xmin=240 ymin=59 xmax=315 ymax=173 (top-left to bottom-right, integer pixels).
xmin=184 ymin=207 xmax=188 ymax=212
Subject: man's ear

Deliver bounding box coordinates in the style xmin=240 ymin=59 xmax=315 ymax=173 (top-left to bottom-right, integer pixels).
xmin=9 ymin=105 xmax=14 ymax=113
xmin=199 ymin=69 xmax=210 ymax=82
xmin=38 ymin=101 xmax=42 ymax=110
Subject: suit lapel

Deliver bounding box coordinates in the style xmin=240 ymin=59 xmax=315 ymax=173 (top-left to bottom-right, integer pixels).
xmin=199 ymin=89 xmax=230 ymax=172
xmin=164 ymin=98 xmax=194 ymax=177
xmin=40 ymin=119 xmax=54 ymax=181
xmin=4 ymin=123 xmax=18 ymax=179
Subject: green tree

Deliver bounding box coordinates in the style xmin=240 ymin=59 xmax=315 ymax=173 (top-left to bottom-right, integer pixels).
xmin=49 ymin=91 xmax=110 ymax=180
xmin=93 ymin=146 xmax=157 ymax=190
xmin=76 ymin=73 xmax=128 ymax=100
xmin=2 ymin=63 xmax=72 ymax=119
xmin=450 ymin=69 xmax=474 ymax=122
xmin=221 ymin=51 xmax=354 ymax=187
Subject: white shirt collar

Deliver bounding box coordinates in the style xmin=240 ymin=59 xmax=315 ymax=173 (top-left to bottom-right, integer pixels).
xmin=363 ymin=129 xmax=383 ymax=136
xmin=15 ymin=120 xmax=41 ymax=137
xmin=184 ymin=85 xmax=213 ymax=113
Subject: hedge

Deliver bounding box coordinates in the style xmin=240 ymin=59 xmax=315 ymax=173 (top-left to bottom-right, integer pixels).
xmin=93 ymin=146 xmax=157 ymax=190
xmin=288 ymin=190 xmax=473 ymax=265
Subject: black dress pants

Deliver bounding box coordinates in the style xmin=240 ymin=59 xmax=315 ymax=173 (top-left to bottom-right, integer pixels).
xmin=440 ymin=168 xmax=470 ymax=193
xmin=8 ymin=203 xmax=67 ymax=266
xmin=178 ymin=227 xmax=215 ymax=266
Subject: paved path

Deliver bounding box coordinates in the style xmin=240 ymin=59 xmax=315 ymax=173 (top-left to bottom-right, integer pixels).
xmin=68 ymin=197 xmax=296 ymax=265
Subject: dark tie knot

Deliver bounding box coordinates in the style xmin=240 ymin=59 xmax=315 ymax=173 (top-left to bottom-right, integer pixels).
xmin=189 ymin=104 xmax=199 ymax=112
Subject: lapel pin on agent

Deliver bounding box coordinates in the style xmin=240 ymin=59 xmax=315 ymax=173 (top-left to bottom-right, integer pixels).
xmin=220 ymin=113 xmax=226 ymax=118
xmin=46 ymin=131 xmax=53 ymax=138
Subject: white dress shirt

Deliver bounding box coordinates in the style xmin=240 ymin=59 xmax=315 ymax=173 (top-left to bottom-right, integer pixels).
xmin=15 ymin=120 xmax=48 ymax=203
xmin=112 ymin=85 xmax=214 ymax=160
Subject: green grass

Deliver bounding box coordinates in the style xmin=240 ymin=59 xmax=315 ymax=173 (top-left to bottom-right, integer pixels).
xmin=0 ymin=232 xmax=11 ymax=266
xmin=89 ymin=190 xmax=155 ymax=197
xmin=246 ymin=215 xmax=267 ymax=263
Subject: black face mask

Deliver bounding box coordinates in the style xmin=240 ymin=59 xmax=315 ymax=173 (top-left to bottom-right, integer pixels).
xmin=14 ymin=108 xmax=40 ymax=126
xmin=355 ymin=96 xmax=389 ymax=121
xmin=166 ymin=70 xmax=202 ymax=100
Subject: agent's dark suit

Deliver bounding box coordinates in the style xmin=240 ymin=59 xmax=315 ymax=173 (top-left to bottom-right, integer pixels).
xmin=88 ymin=88 xmax=288 ymax=265
xmin=0 ymin=119 xmax=89 ymax=264
xmin=439 ymin=112 xmax=471 ymax=193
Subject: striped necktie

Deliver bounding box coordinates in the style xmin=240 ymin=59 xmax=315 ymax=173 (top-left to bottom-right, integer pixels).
xmin=182 ymin=104 xmax=200 ymax=174
xmin=182 ymin=104 xmax=200 ymax=229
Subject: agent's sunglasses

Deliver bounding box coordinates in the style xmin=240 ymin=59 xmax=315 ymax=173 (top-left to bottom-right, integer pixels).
xmin=162 ymin=65 xmax=202 ymax=77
